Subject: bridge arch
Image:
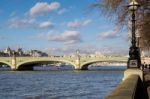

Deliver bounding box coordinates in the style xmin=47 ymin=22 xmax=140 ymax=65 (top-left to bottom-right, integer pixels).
xmin=80 ymin=60 xmax=127 ymax=70
xmin=16 ymin=59 xmax=76 ymax=70
xmin=0 ymin=61 xmax=11 ymax=67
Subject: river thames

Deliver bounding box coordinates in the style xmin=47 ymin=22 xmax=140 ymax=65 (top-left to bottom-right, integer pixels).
xmin=0 ymin=66 xmax=125 ymax=99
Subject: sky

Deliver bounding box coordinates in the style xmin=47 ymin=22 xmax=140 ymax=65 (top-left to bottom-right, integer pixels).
xmin=0 ymin=0 xmax=130 ymax=55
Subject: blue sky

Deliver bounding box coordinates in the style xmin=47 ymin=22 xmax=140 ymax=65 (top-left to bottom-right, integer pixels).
xmin=0 ymin=0 xmax=129 ymax=55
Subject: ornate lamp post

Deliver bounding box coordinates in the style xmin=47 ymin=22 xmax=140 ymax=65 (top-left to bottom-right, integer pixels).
xmin=127 ymin=0 xmax=141 ymax=68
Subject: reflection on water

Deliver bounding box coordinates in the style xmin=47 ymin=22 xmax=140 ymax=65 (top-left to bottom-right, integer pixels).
xmin=33 ymin=65 xmax=126 ymax=71
xmin=34 ymin=65 xmax=74 ymax=71
xmin=0 ymin=66 xmax=125 ymax=99
xmin=0 ymin=64 xmax=126 ymax=71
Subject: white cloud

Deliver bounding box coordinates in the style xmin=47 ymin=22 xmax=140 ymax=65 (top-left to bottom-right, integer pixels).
xmin=67 ymin=19 xmax=92 ymax=28
xmin=39 ymin=21 xmax=54 ymax=29
xmin=7 ymin=17 xmax=54 ymax=29
xmin=47 ymin=30 xmax=82 ymax=44
xmin=36 ymin=30 xmax=82 ymax=44
xmin=29 ymin=2 xmax=60 ymax=16
xmin=82 ymin=19 xmax=92 ymax=26
xmin=100 ymin=46 xmax=128 ymax=55
xmin=57 ymin=8 xmax=68 ymax=15
xmin=42 ymin=44 xmax=128 ymax=56
xmin=43 ymin=46 xmax=76 ymax=55
xmin=7 ymin=17 xmax=36 ymax=28
xmin=98 ymin=30 xmax=120 ymax=40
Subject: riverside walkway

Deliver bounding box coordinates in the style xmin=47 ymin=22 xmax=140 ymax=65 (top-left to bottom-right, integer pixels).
xmin=106 ymin=57 xmax=150 ymax=99
xmin=106 ymin=68 xmax=150 ymax=99
xmin=143 ymin=69 xmax=150 ymax=99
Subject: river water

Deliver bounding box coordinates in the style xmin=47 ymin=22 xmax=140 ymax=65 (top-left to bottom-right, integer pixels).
xmin=0 ymin=66 xmax=125 ymax=99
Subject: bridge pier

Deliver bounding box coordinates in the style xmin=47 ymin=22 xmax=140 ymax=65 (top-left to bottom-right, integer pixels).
xmin=11 ymin=56 xmax=17 ymax=71
xmin=74 ymin=52 xmax=81 ymax=70
xmin=75 ymin=66 xmax=81 ymax=70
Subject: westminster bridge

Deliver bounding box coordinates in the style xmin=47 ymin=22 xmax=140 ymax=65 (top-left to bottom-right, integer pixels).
xmin=0 ymin=54 xmax=129 ymax=70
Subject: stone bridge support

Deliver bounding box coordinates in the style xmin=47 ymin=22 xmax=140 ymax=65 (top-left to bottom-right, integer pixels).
xmin=74 ymin=51 xmax=82 ymax=70
xmin=11 ymin=56 xmax=17 ymax=70
xmin=74 ymin=57 xmax=81 ymax=70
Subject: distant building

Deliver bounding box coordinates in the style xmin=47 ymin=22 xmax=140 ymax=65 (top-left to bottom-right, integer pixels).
xmin=0 ymin=51 xmax=8 ymax=57
xmin=16 ymin=48 xmax=24 ymax=56
xmin=29 ymin=50 xmax=48 ymax=57
xmin=3 ymin=47 xmax=12 ymax=56
xmin=1 ymin=47 xmax=48 ymax=57
xmin=94 ymin=51 xmax=105 ymax=57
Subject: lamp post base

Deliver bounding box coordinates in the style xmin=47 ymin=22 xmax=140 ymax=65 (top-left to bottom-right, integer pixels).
xmin=128 ymin=59 xmax=140 ymax=68
xmin=127 ymin=46 xmax=141 ymax=68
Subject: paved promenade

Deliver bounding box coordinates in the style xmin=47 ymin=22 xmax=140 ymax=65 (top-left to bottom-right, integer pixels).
xmin=143 ymin=69 xmax=150 ymax=99
xmin=106 ymin=68 xmax=150 ymax=99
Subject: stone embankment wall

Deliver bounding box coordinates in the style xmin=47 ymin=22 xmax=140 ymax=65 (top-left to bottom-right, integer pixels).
xmin=106 ymin=75 xmax=147 ymax=99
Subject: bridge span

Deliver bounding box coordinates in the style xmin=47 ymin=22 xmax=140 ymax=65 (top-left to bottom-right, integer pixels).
xmin=0 ymin=55 xmax=128 ymax=70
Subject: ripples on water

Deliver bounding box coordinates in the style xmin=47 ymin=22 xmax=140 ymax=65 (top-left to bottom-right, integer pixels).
xmin=0 ymin=66 xmax=125 ymax=99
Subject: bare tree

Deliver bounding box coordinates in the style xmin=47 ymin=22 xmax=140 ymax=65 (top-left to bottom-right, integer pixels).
xmin=92 ymin=0 xmax=150 ymax=50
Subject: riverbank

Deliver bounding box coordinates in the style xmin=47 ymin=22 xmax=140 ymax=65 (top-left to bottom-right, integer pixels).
xmin=106 ymin=69 xmax=150 ymax=99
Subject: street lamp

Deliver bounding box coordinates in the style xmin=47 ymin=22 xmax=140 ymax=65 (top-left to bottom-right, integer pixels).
xmin=127 ymin=0 xmax=141 ymax=68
